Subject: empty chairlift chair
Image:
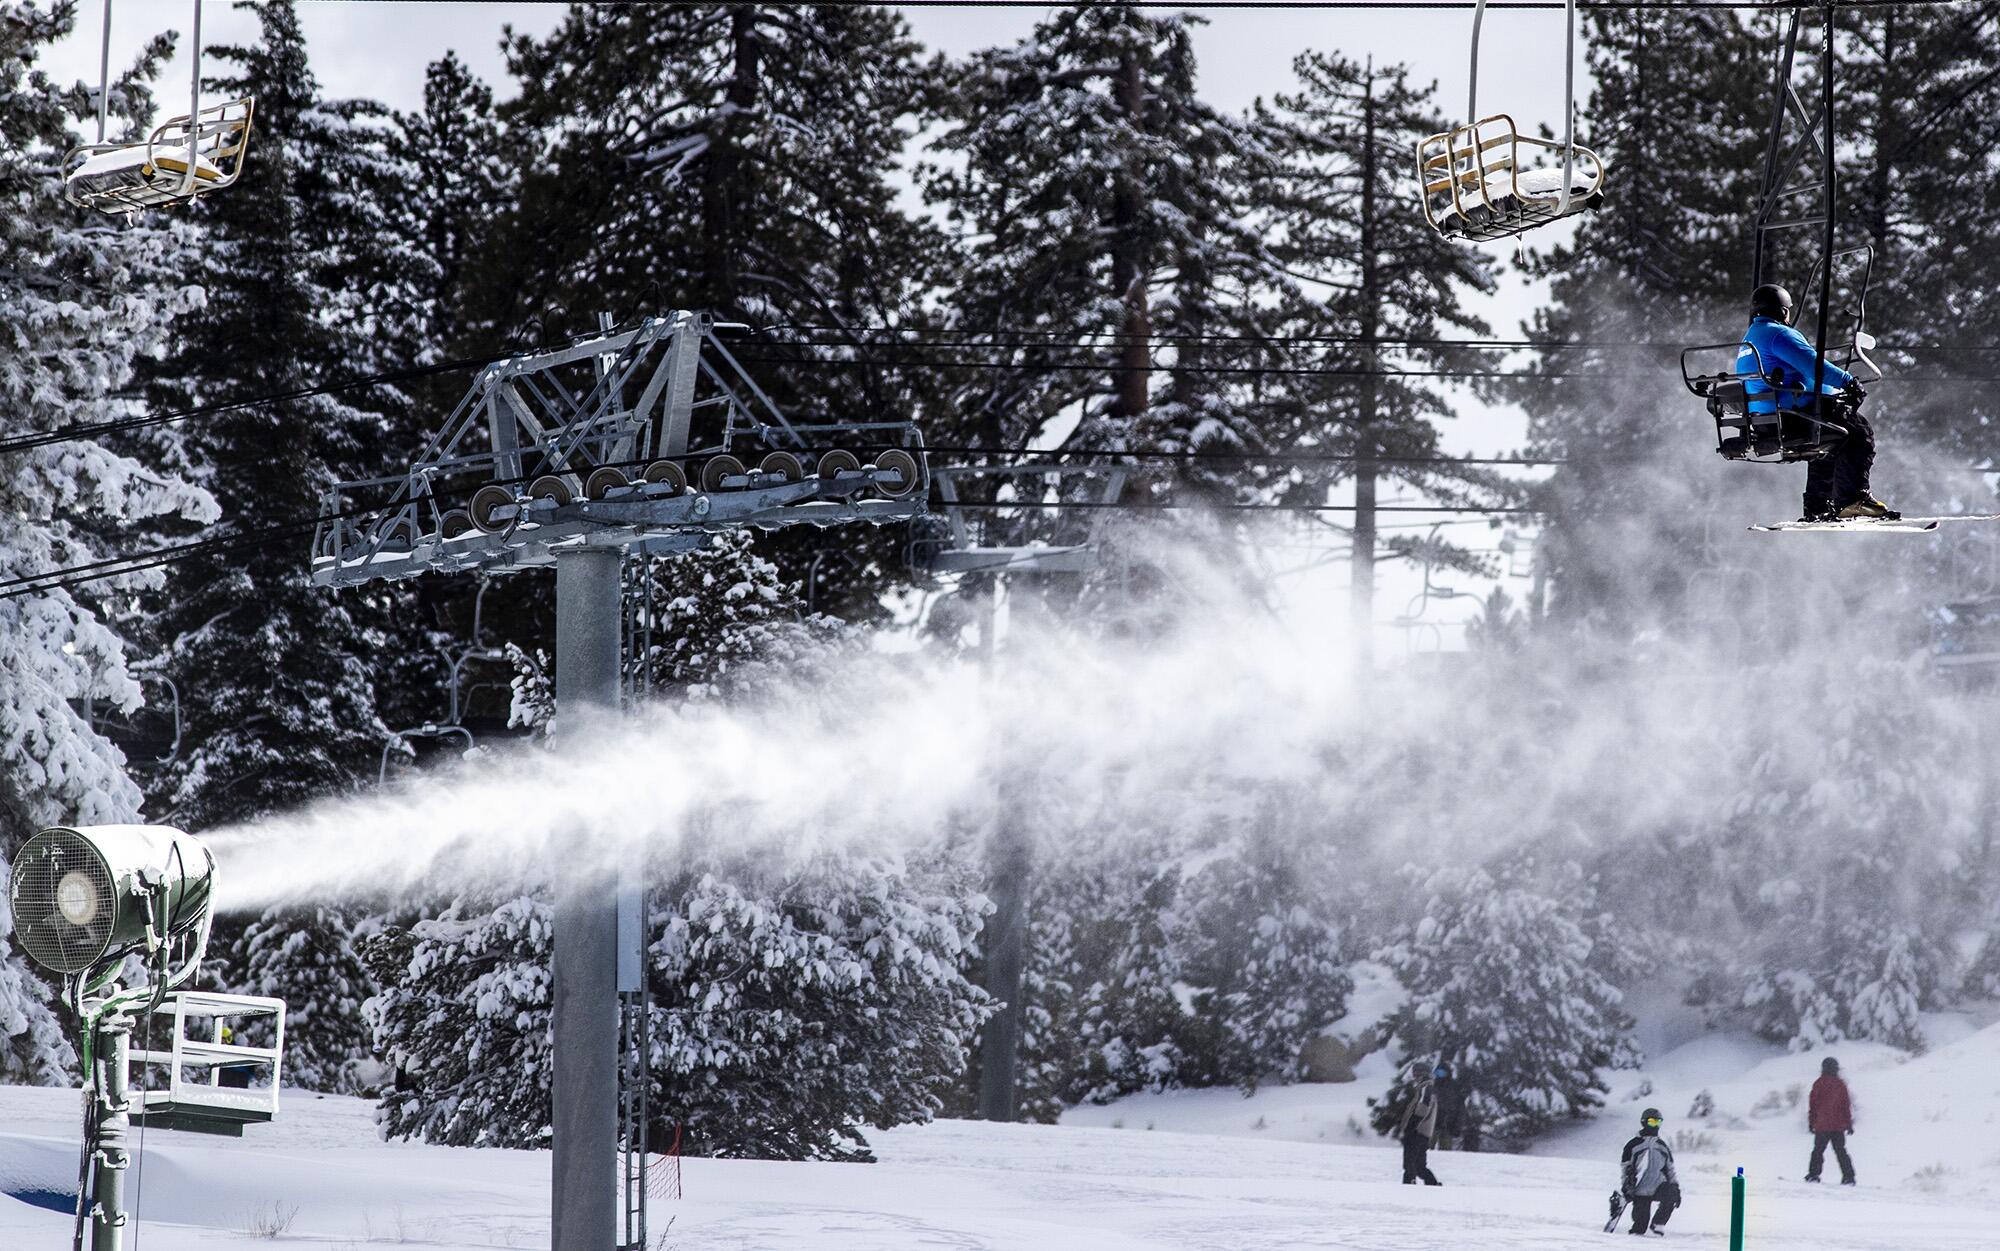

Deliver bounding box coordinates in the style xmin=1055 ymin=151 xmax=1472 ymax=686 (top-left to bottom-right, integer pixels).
xmin=65 ymin=97 xmax=255 ymax=216
xmin=1418 ymin=0 xmax=1604 ymax=243
xmin=1416 ymin=116 xmax=1605 ymax=242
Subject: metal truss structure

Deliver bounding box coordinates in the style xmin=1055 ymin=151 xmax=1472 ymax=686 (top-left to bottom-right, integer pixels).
xmin=313 ymin=311 xmax=928 ymax=588
xmin=306 ymin=310 xmax=929 ymax=1251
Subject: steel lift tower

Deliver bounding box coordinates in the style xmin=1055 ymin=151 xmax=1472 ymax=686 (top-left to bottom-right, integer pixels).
xmin=914 ymin=463 xmax=1127 ymax=1121
xmin=314 ymin=311 xmax=927 ymax=1250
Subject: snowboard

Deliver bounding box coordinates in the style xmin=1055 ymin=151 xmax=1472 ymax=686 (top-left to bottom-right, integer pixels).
xmin=1604 ymin=1192 xmax=1627 ymax=1233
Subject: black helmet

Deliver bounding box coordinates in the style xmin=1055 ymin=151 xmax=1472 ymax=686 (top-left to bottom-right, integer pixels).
xmin=1752 ymin=284 xmax=1793 ymax=321
xmin=1641 ymin=1107 xmax=1663 ymax=1128
xmin=1821 ymin=1056 xmax=1840 ymax=1075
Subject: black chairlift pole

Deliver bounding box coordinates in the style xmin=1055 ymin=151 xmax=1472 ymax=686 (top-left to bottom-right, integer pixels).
xmin=1809 ymin=0 xmax=1837 ymax=425
xmin=1751 ymin=7 xmax=1802 ymax=290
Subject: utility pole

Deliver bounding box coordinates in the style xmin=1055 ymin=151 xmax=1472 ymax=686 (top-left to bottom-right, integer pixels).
xmin=552 ymin=548 xmax=621 ymax=1251
xmin=926 ymin=466 xmax=1126 ymax=1122
xmin=977 ymin=575 xmax=1026 ymax=1123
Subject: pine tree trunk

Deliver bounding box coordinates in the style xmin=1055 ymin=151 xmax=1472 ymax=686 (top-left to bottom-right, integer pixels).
xmin=1352 ymin=69 xmax=1381 ymax=667
xmin=705 ymin=6 xmax=762 ymax=311
xmin=1111 ymin=47 xmax=1151 ymax=426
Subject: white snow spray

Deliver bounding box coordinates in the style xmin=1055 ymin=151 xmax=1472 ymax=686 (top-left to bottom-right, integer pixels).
xmin=203 ymin=428 xmax=1994 ymax=931
xmin=203 ymin=540 xmax=1365 ymax=912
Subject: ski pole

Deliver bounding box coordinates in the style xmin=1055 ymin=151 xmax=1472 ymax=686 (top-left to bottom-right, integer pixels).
xmin=1730 ymin=1167 xmax=1746 ymax=1251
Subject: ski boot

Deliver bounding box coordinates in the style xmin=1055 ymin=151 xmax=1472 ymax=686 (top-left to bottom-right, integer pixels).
xmin=1800 ymin=495 xmax=1837 ymax=523
xmin=1836 ymin=496 xmax=1900 ymax=521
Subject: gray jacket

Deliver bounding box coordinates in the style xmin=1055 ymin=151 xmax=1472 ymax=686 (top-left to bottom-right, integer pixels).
xmin=1397 ymin=1080 xmax=1440 ymax=1141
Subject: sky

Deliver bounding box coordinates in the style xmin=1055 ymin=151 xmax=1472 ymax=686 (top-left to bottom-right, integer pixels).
xmin=43 ymin=0 xmax=1600 ymax=649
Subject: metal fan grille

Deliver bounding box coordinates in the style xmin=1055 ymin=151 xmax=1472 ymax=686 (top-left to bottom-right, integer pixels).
xmin=11 ymin=829 xmax=115 ymax=974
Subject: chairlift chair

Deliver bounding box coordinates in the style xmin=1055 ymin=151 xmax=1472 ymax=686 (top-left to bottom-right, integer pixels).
xmin=1416 ymin=115 xmax=1606 ymax=242
xmin=65 ymin=97 xmax=254 ymax=216
xmin=1682 ymin=311 xmax=1880 ymax=464
xmin=63 ymin=1 xmax=254 ymax=217
xmin=1417 ymin=0 xmax=1603 ymax=243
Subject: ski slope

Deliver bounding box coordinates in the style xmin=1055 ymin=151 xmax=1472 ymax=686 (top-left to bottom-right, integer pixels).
xmin=0 ymin=1018 xmax=1993 ymax=1248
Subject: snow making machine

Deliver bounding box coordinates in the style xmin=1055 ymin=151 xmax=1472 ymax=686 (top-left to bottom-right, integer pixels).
xmin=9 ymin=825 xmax=285 ymax=1251
xmin=312 ymin=311 xmax=929 ymax=588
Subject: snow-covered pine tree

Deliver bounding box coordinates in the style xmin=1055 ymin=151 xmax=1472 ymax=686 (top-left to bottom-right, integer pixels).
xmin=1006 ymin=874 xmax=1082 ymax=1123
xmin=504 ymin=643 xmax=554 ymax=738
xmin=364 ymin=892 xmax=554 ymax=1146
xmin=1071 ymin=867 xmax=1194 ymax=1104
xmin=1371 ymin=864 xmax=1637 ymax=1150
xmin=1967 ymin=929 xmax=2000 ymax=1000
xmin=147 ymin=0 xmax=392 ymax=830
xmin=1250 ymin=54 xmax=1505 ymax=638
xmin=647 ymin=848 xmax=991 ymax=1161
xmin=367 ymin=849 xmax=989 ymax=1160
xmin=0 ymin=3 xmax=215 ymax=1083
xmin=233 ymin=902 xmax=374 ymax=1091
xmin=1180 ymin=819 xmax=1352 ymax=1092
xmin=144 ymin=0 xmax=409 ymax=1091
xmin=925 ymin=5 xmax=1278 ymax=481
xmin=1706 ymin=662 xmax=1962 ymax=1053
xmin=489 ymin=2 xmax=942 ymax=617
xmin=631 ymin=532 xmax=856 ymax=705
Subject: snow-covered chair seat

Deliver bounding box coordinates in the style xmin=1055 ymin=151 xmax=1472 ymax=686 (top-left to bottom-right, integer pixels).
xmin=64 ymin=97 xmax=254 ymax=216
xmin=1417 ymin=114 xmax=1606 ymax=243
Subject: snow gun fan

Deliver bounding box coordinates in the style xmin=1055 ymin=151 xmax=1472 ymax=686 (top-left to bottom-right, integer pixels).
xmin=10 ymin=825 xmax=215 ymax=982
xmin=10 ymin=827 xmax=286 ymax=1251
xmin=1416 ymin=0 xmax=1605 ymax=242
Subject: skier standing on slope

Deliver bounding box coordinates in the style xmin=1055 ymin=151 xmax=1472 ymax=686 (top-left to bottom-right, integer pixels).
xmin=1737 ymin=284 xmax=1898 ymax=523
xmin=1619 ymin=1107 xmax=1680 ymax=1236
xmin=1394 ymin=1065 xmax=1443 ymax=1186
xmin=1805 ymin=1056 xmax=1858 ymax=1185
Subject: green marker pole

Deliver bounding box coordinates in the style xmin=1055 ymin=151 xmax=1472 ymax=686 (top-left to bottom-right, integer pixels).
xmin=1730 ymin=1166 xmax=1747 ymax=1251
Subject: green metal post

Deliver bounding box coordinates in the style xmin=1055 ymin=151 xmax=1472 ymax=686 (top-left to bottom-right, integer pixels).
xmin=1730 ymin=1166 xmax=1746 ymax=1251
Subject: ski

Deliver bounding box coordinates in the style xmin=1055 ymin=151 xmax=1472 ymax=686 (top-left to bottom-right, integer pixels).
xmin=1604 ymin=1192 xmax=1627 ymax=1234
xmin=1751 ymin=517 xmax=1939 ymax=532
xmin=1752 ymin=512 xmax=2000 ymax=533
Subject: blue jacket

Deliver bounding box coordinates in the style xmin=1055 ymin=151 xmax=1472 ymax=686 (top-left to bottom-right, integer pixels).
xmin=1738 ymin=316 xmax=1854 ymax=415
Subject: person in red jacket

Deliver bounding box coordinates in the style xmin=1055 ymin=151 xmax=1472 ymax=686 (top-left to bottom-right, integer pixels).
xmin=1806 ymin=1055 xmax=1857 ymax=1185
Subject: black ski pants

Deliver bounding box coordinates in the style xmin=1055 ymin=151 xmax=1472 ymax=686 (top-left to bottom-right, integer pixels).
xmin=1401 ymin=1132 xmax=1441 ymax=1185
xmin=1801 ymin=401 xmax=1875 ymax=510
xmin=1630 ymin=1182 xmax=1680 ymax=1234
xmin=1808 ymin=1131 xmax=1855 ymax=1183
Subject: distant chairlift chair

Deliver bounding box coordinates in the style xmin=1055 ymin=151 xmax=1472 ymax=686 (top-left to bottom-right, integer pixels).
xmin=65 ymin=97 xmax=255 ymax=216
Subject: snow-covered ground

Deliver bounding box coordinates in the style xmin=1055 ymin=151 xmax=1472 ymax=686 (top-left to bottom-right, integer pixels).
xmin=1 ymin=1013 xmax=1994 ymax=1248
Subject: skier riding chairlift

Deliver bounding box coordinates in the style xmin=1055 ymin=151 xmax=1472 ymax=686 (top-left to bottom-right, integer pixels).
xmin=1685 ymin=284 xmax=1897 ymax=522
xmin=61 ymin=1 xmax=255 ymax=217
xmin=1416 ymin=0 xmax=1605 ymax=243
